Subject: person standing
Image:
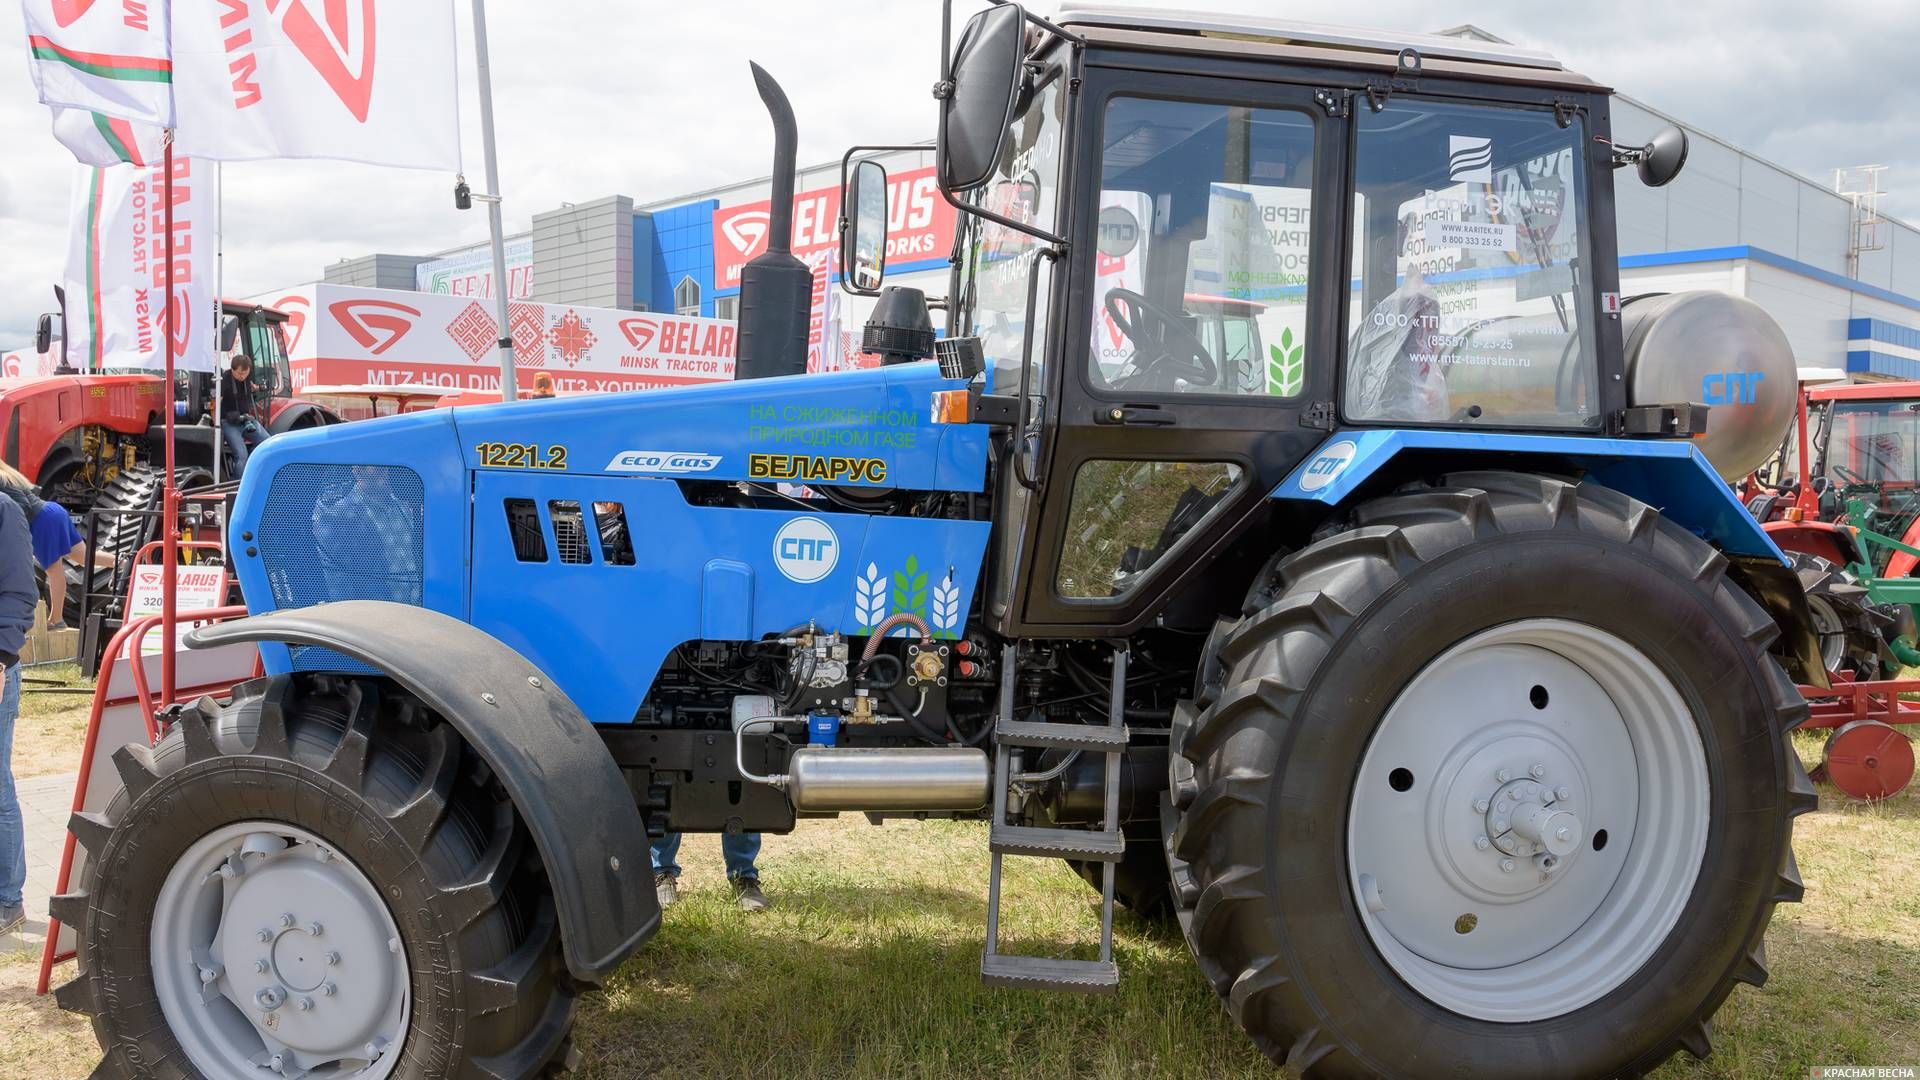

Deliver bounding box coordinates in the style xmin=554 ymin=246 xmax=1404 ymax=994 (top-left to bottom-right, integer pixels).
xmin=653 ymin=832 xmax=771 ymax=912
xmin=0 ymin=494 xmax=39 ymax=933
xmin=220 ymin=353 xmax=269 ymax=477
xmin=0 ymin=461 xmax=113 ymax=630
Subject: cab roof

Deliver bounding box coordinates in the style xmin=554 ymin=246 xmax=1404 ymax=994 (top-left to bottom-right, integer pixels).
xmin=1052 ymin=3 xmax=1604 ymax=92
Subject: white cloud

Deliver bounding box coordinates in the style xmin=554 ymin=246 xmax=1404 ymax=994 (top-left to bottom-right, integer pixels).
xmin=2 ymin=0 xmax=1914 ymax=344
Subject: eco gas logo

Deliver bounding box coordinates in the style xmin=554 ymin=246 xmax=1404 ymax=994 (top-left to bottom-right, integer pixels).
xmin=773 ymin=516 xmax=839 ymax=584
xmin=605 ymin=450 xmax=721 ymax=474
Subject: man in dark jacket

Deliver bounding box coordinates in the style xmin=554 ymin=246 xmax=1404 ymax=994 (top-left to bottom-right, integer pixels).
xmin=220 ymin=353 xmax=268 ymax=477
xmin=0 ymin=495 xmax=38 ymax=932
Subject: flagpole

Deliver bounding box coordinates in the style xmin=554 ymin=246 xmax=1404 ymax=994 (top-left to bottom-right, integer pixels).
xmin=212 ymin=161 xmax=223 ymax=492
xmin=160 ymin=134 xmax=179 ymax=708
xmin=470 ymin=0 xmax=516 ymax=401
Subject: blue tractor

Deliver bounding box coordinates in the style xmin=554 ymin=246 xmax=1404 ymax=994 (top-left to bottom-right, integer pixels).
xmin=56 ymin=5 xmax=1821 ymax=1077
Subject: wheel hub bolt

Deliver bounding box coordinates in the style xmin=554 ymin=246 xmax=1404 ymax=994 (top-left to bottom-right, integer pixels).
xmin=255 ymin=986 xmax=284 ymax=1010
xmin=322 ymin=981 xmax=337 ymax=997
xmin=255 ymin=959 xmax=269 ymax=974
xmin=325 ymin=951 xmax=340 ymax=966
xmin=297 ymin=996 xmax=313 ymax=1012
xmin=1493 ymin=817 xmax=1509 ymax=833
xmin=1473 ymin=798 xmax=1489 ymax=813
xmin=279 ymin=913 xmax=295 ymax=928
xmin=1554 ymin=786 xmax=1571 ymax=802
xmin=308 ymin=922 xmax=324 ymax=937
xmin=1500 ymin=858 xmax=1516 ymax=873
xmin=1474 ymin=835 xmax=1490 ymax=850
xmin=199 ymin=967 xmax=218 ymax=984
xmin=1530 ymin=763 xmax=1546 ymax=778
xmin=1495 ymin=769 xmax=1511 ymax=783
xmin=256 ymin=928 xmax=273 ymax=943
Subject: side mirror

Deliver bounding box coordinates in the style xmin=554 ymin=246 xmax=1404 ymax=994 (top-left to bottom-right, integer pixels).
xmin=1614 ymin=124 xmax=1689 ymax=188
xmin=219 ymin=314 xmax=241 ymax=353
xmin=34 ymin=314 xmax=53 ymax=355
xmin=938 ymin=3 xmax=1026 ymax=191
xmin=843 ymin=159 xmax=889 ymax=292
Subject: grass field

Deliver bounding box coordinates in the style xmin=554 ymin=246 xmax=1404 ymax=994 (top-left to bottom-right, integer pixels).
xmin=3 ymin=718 xmax=1915 ymax=1078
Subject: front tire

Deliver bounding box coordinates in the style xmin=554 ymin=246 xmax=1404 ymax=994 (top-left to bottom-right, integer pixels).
xmin=1167 ymin=472 xmax=1814 ymax=1077
xmin=54 ymin=674 xmax=578 ymax=1078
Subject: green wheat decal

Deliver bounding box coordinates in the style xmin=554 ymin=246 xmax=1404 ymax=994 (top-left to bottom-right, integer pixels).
xmin=1267 ymin=327 xmax=1305 ymax=396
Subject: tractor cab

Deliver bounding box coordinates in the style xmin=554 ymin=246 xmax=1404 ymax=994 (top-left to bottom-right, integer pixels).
xmin=845 ymin=3 xmax=1695 ymax=634
xmin=161 ymin=300 xmax=299 ymax=428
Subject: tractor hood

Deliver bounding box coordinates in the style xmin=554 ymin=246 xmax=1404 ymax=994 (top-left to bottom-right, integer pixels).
xmin=450 ymin=360 xmax=991 ymax=492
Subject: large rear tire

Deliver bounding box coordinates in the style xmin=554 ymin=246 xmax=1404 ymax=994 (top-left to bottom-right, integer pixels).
xmin=1788 ymin=550 xmax=1885 ymax=677
xmin=53 ymin=674 xmax=579 ymax=1078
xmin=1167 ymin=472 xmax=1814 ymax=1078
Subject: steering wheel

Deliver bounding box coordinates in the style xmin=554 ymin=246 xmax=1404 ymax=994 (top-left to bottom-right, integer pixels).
xmin=1830 ymin=463 xmax=1866 ymax=487
xmin=1103 ymin=288 xmax=1217 ymax=389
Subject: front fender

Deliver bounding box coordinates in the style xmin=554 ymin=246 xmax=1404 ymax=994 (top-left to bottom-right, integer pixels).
xmin=187 ymin=600 xmax=656 ymax=983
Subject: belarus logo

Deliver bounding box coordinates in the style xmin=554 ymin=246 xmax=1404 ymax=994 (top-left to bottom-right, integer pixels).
xmin=50 ymin=0 xmax=97 ymax=28
xmin=275 ymin=0 xmax=379 ymax=123
xmin=330 ymin=298 xmax=419 ymax=355
xmin=720 ymin=210 xmax=770 ymax=257
xmin=619 ymin=317 xmax=657 ymax=351
xmin=274 ymin=293 xmax=310 ymax=355
xmin=547 ymin=308 xmax=597 ymax=366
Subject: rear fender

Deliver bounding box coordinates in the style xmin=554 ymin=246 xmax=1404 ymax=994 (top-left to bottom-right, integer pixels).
xmin=1761 ymin=519 xmax=1861 ymax=569
xmin=188 ymin=600 xmax=657 ymax=983
xmin=1275 ymin=429 xmax=1825 ymax=683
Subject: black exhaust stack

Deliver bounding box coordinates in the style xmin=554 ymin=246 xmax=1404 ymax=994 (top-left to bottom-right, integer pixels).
xmin=733 ymin=63 xmax=811 ymax=381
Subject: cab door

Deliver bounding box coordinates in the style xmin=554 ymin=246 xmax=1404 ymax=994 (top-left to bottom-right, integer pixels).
xmin=1012 ymin=69 xmax=1347 ymax=633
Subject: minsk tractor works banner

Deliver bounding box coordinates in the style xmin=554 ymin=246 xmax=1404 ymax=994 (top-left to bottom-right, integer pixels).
xmin=261 ymin=283 xmax=740 ymax=394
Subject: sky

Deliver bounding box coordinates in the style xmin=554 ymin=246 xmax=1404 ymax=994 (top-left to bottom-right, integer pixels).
xmin=1 ymin=0 xmax=1916 ymax=345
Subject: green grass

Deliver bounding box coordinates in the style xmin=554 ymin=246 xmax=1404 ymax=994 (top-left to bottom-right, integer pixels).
xmin=6 ymin=714 xmax=1916 ymax=1078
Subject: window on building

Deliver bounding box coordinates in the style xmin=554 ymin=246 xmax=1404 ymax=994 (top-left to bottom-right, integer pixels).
xmin=675 ymin=276 xmax=702 ymax=317
xmin=713 ymin=295 xmax=739 ymax=321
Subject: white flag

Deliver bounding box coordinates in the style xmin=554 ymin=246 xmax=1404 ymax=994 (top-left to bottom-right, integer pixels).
xmin=21 ymin=0 xmax=173 ymax=128
xmin=50 ymin=104 xmax=164 ymax=167
xmin=63 ymin=158 xmax=217 ymax=373
xmin=171 ymin=0 xmax=461 ymax=170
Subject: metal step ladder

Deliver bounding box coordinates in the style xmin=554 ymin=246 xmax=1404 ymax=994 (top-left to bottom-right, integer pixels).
xmin=981 ymin=643 xmax=1128 ymax=993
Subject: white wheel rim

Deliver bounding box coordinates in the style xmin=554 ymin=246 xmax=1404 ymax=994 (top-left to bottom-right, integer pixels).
xmin=1347 ymin=619 xmax=1710 ymax=1022
xmin=150 ymin=821 xmax=411 ymax=1078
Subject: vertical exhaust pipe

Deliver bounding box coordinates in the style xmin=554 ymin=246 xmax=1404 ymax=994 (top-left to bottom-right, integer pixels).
xmin=733 ymin=62 xmax=811 ymax=381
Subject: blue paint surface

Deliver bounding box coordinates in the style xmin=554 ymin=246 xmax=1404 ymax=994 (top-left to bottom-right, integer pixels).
xmin=230 ymin=360 xmax=993 ymax=723
xmin=1273 ymin=428 xmax=1784 ymax=561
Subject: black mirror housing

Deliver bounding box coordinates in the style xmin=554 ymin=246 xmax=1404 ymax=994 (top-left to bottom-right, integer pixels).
xmin=1639 ymin=125 xmax=1689 ymax=188
xmin=34 ymin=314 xmax=53 ymax=355
xmin=842 ymin=159 xmax=890 ymax=293
xmin=219 ymin=314 xmax=242 ymax=353
xmin=938 ymin=3 xmax=1026 ymax=191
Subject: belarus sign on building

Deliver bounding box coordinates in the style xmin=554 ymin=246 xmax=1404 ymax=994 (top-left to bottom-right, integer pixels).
xmin=414 ymin=237 xmax=535 ymax=300
xmin=257 ymin=283 xmax=737 ymax=394
xmin=711 ymin=164 xmax=957 ymax=290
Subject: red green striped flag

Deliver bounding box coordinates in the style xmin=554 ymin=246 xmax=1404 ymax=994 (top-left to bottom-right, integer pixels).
xmin=49 ymin=105 xmax=162 ymax=167
xmin=22 ymin=0 xmax=172 ymax=135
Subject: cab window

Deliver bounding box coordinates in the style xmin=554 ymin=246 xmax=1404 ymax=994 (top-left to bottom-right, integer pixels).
xmin=1088 ymin=96 xmax=1317 ymax=398
xmin=1346 ymin=99 xmax=1598 ymax=427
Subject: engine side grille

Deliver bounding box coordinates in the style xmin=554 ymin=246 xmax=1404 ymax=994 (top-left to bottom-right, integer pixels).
xmin=256 ymin=463 xmax=426 ymax=672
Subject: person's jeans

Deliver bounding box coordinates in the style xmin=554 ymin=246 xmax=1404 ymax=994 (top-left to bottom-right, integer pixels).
xmin=221 ymin=417 xmax=267 ymax=476
xmin=0 ymin=664 xmax=24 ymax=908
xmin=650 ymin=831 xmax=761 ymax=882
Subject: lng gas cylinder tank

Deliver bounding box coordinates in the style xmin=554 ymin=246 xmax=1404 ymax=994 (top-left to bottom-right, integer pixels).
xmin=1621 ymin=292 xmax=1797 ymax=481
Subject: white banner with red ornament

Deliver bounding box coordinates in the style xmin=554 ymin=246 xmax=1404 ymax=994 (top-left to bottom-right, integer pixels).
xmin=252 ymin=283 xmax=739 ymax=395
xmin=62 ymin=156 xmax=216 ymax=372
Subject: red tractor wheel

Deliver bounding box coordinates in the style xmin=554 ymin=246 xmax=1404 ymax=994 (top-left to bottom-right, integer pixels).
xmin=1819 ymin=720 xmax=1915 ymax=801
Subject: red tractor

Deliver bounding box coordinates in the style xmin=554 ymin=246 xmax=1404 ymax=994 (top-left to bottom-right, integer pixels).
xmin=18 ymin=296 xmax=340 ymax=645
xmin=1748 ymin=381 xmax=1920 ymax=798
